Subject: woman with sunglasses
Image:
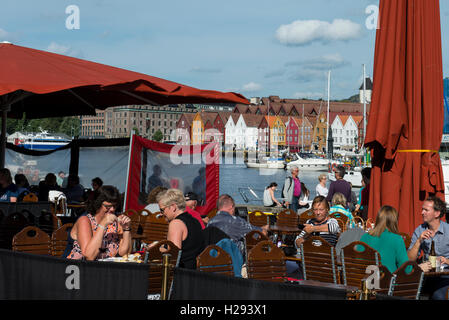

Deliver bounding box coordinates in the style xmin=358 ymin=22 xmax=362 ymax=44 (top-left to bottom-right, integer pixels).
xmin=66 ymin=185 xmax=132 ymax=260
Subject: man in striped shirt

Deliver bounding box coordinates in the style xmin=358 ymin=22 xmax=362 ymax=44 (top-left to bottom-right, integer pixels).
xmin=295 ymin=196 xmax=340 ymax=247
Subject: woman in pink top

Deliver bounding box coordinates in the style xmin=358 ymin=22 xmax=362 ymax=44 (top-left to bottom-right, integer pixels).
xmin=67 ymin=186 xmax=132 ymax=260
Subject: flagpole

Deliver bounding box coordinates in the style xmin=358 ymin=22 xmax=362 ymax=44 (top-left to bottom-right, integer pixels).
xmin=326 ymin=70 xmax=331 ymax=157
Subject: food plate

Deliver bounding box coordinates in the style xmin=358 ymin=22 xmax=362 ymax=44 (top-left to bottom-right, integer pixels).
xmin=98 ymin=253 xmax=143 ymax=263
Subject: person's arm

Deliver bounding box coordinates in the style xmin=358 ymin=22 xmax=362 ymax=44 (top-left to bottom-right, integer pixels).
xmin=76 ymin=214 xmax=116 ymax=261
xmin=407 ymin=229 xmax=430 ymax=261
xmin=117 ymin=215 xmax=132 ymax=257
xmin=269 ymin=189 xmax=281 ymax=206
xmin=326 ymin=183 xmax=334 ymax=202
xmin=166 ymin=219 xmax=186 ymax=250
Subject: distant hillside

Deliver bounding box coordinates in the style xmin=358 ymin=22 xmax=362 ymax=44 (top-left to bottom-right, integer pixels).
xmin=338 ymin=94 xmax=359 ymax=103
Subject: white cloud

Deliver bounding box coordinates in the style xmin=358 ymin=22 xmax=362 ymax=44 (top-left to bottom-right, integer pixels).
xmin=275 ymin=19 xmax=363 ymax=46
xmin=293 ymin=91 xmax=324 ymax=99
xmin=241 ymin=82 xmax=262 ymax=92
xmin=286 ymin=53 xmax=350 ymax=70
xmin=0 ymin=28 xmax=13 ymax=42
xmin=46 ymin=42 xmax=84 ymax=58
xmin=190 ymin=66 xmax=222 ymax=73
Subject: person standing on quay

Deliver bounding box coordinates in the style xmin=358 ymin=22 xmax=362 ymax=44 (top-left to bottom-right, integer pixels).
xmin=282 ymin=165 xmax=301 ymax=213
xmin=326 ymin=165 xmax=351 ymax=207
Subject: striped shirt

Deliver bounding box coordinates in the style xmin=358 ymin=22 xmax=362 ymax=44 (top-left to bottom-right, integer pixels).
xmin=296 ymin=217 xmax=340 ymax=247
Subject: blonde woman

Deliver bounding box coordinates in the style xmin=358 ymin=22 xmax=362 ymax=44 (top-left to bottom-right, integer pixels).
xmin=315 ymin=173 xmax=328 ymax=197
xmin=360 ymin=206 xmax=409 ymax=273
xmin=329 ymin=192 xmax=355 ymax=228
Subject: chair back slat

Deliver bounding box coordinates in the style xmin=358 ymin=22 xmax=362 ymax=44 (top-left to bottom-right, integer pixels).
xmin=276 ymin=209 xmax=298 ymax=228
xmin=390 ymin=261 xmax=424 ymax=299
xmin=13 ymin=226 xmax=51 ymax=255
xmin=143 ymin=213 xmax=169 ymax=244
xmin=298 ymin=209 xmax=314 ymax=224
xmin=244 ymin=230 xmax=268 ymax=259
xmin=247 ymin=211 xmax=269 ymax=227
xmin=247 ymin=240 xmax=286 ymax=282
xmin=197 ymin=245 xmax=234 ymax=276
xmin=144 ymin=240 xmax=180 ymax=296
xmin=341 ymin=241 xmax=380 ymax=287
xmin=51 ymin=223 xmax=73 ymax=256
xmin=300 ymin=236 xmax=338 ymax=284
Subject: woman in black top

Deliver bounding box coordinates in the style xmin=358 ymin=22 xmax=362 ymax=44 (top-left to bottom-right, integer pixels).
xmin=154 ymin=188 xmax=205 ymax=269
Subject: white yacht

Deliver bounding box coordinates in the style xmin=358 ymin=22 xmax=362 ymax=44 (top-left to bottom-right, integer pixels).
xmin=286 ymin=153 xmax=330 ymax=171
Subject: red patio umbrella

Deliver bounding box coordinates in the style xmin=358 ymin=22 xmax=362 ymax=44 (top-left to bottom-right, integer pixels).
xmin=0 ymin=42 xmax=249 ymax=166
xmin=364 ymin=0 xmax=445 ymax=235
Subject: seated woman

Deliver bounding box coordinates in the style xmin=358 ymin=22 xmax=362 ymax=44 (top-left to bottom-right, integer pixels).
xmin=329 ymin=192 xmax=355 ymax=228
xmin=151 ymin=188 xmax=205 ymax=269
xmin=66 ymin=185 xmax=132 ymax=260
xmin=0 ymin=168 xmax=18 ymax=202
xmin=38 ymin=173 xmax=61 ymax=201
xmin=263 ymin=182 xmax=282 ymax=207
xmin=298 ymin=182 xmax=310 ymax=209
xmin=144 ymin=186 xmax=168 ymax=214
xmin=14 ymin=173 xmax=30 ymax=199
xmin=359 ymin=205 xmax=409 ymax=273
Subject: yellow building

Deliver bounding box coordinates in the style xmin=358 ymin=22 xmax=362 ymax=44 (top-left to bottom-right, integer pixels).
xmin=191 ymin=112 xmax=204 ymax=145
xmin=265 ymin=115 xmax=286 ymax=149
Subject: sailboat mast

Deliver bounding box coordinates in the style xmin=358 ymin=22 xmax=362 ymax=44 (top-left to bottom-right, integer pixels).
xmin=302 ymin=104 xmax=304 ymax=151
xmin=326 ymin=70 xmax=331 ymax=157
xmin=363 ymin=64 xmax=367 ymax=165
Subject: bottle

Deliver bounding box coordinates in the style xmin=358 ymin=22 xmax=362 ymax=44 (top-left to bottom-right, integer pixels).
xmin=429 ymin=240 xmax=437 ymax=269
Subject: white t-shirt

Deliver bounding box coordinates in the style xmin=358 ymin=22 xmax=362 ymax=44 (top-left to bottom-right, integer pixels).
xmin=143 ymin=203 xmax=160 ymax=215
xmin=263 ymin=188 xmax=274 ymax=206
xmin=315 ymin=184 xmax=328 ymax=197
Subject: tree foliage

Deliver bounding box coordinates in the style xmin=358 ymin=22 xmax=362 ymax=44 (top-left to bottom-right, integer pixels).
xmin=6 ymin=116 xmax=80 ymax=137
xmin=152 ymin=129 xmax=163 ymax=142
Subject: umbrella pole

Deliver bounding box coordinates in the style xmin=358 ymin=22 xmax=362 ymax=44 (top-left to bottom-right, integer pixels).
xmin=0 ymin=106 xmax=9 ymax=169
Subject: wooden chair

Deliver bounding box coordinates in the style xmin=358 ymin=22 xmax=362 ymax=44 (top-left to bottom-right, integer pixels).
xmin=247 ymin=211 xmax=269 ymax=227
xmin=125 ymin=209 xmax=145 ymax=234
xmin=388 ymin=261 xmax=424 ymax=299
xmin=207 ymin=208 xmax=218 ymax=220
xmin=38 ymin=210 xmax=60 ymax=237
xmin=139 ymin=209 xmax=153 ymax=216
xmin=352 ymin=216 xmax=365 ymax=229
xmin=12 ymin=226 xmax=51 ymax=255
xmin=51 ymin=223 xmax=73 ymax=257
xmin=244 ymin=230 xmax=268 ymax=261
xmin=300 ymin=236 xmax=338 ymax=284
xmin=340 ymin=241 xmax=381 ymax=287
xmin=0 ymin=212 xmax=30 ymax=249
xmin=330 ymin=213 xmax=349 ymax=230
xmin=197 ymin=244 xmax=234 ymax=276
xmin=298 ymin=208 xmax=314 ymax=224
xmin=398 ymin=232 xmax=412 ymax=249
xmin=144 ymin=240 xmax=180 ymax=298
xmin=335 ymin=218 xmax=346 ymax=234
xmin=365 ymin=218 xmax=375 ymax=231
xmin=276 ymin=209 xmax=298 ymax=228
xmin=246 ymin=240 xmax=287 ymax=282
xmin=22 ymin=193 xmax=38 ymax=202
xmin=142 ymin=213 xmax=169 ymax=244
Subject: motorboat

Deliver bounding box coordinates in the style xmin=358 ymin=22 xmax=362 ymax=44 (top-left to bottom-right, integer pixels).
xmin=9 ymin=130 xmax=71 ymax=151
xmin=328 ymin=169 xmax=363 ymax=188
xmin=245 ymin=157 xmax=285 ymax=169
xmin=286 ymin=153 xmax=329 ymax=171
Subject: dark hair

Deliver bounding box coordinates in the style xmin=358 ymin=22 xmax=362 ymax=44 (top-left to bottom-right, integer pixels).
xmin=335 ymin=166 xmax=346 ymax=178
xmin=361 ymin=167 xmax=371 ymax=185
xmin=267 ymin=182 xmax=278 ymax=189
xmin=88 ymin=185 xmax=120 ymax=215
xmin=301 ymin=182 xmax=310 ymax=197
xmin=15 ymin=174 xmax=30 ymax=188
xmin=92 ymin=177 xmax=103 ymax=187
xmin=426 ymin=196 xmax=446 ymax=218
xmin=147 ymin=186 xmax=168 ymax=204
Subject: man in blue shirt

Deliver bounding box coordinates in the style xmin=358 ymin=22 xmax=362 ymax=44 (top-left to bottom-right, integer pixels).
xmin=207 ymin=194 xmax=268 ymax=257
xmin=408 ymin=196 xmax=449 ymax=300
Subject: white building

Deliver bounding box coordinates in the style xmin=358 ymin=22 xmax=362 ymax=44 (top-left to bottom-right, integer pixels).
xmin=359 ymin=77 xmax=373 ymax=104
xmin=331 ymin=115 xmax=359 ymax=151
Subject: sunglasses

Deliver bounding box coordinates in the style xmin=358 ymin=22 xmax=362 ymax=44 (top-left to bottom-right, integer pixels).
xmin=102 ymin=203 xmax=117 ymax=211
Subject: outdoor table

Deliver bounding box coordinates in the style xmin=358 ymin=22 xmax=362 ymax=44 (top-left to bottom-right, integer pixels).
xmin=424 ymin=269 xmax=449 ymax=277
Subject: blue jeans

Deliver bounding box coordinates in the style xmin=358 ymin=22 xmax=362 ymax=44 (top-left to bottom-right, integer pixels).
xmin=289 ymin=195 xmax=300 ymax=213
xmin=423 ymin=275 xmax=449 ymax=300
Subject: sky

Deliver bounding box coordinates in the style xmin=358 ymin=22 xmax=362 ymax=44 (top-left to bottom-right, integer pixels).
xmin=1 ymin=0 xmax=449 ymax=101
